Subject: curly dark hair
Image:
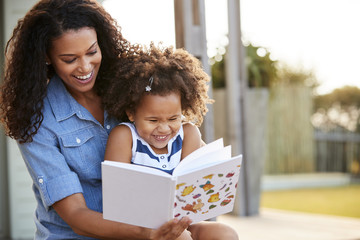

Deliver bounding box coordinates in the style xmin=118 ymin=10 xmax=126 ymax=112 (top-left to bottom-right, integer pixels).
xmin=0 ymin=0 xmax=139 ymax=143
xmin=103 ymin=44 xmax=214 ymax=126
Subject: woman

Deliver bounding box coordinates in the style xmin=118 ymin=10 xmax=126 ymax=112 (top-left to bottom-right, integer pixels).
xmin=0 ymin=0 xmax=191 ymax=239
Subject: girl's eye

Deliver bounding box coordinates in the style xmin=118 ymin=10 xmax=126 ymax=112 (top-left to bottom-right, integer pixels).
xmin=149 ymin=120 xmax=157 ymax=123
xmin=88 ymin=50 xmax=97 ymax=55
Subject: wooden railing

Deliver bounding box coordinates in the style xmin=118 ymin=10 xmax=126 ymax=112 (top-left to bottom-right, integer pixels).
xmin=314 ymin=129 xmax=360 ymax=175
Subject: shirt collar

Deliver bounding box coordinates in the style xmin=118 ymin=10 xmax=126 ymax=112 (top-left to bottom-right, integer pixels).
xmin=47 ymin=75 xmax=83 ymax=122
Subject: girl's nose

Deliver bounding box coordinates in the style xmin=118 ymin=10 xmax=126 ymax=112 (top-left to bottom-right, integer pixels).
xmin=157 ymin=123 xmax=170 ymax=132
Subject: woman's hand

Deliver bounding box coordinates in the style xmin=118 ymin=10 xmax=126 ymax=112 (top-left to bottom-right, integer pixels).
xmin=150 ymin=217 xmax=192 ymax=240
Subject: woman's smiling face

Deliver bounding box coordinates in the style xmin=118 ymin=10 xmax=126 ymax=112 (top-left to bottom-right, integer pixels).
xmin=47 ymin=27 xmax=102 ymax=98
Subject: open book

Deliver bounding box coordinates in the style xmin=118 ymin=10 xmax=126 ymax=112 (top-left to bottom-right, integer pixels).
xmin=102 ymin=138 xmax=242 ymax=229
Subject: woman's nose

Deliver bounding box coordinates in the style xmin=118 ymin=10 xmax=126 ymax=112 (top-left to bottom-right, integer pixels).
xmin=78 ymin=58 xmax=91 ymax=73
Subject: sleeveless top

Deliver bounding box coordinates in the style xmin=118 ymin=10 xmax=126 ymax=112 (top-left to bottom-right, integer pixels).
xmin=120 ymin=122 xmax=184 ymax=174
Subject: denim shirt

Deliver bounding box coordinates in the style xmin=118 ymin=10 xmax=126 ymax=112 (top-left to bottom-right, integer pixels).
xmin=17 ymin=75 xmax=119 ymax=239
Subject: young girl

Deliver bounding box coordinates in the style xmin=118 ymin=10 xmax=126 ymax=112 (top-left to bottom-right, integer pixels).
xmin=103 ymin=44 xmax=239 ymax=240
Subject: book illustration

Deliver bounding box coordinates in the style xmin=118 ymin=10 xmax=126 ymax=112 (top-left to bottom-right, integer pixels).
xmin=208 ymin=193 xmax=220 ymax=202
xmin=193 ymin=193 xmax=201 ymax=199
xmin=173 ymin=165 xmax=241 ymax=219
xmin=181 ymin=199 xmax=205 ymax=213
xmin=200 ymin=181 xmax=214 ymax=191
xmin=181 ymin=185 xmax=196 ymax=196
xmin=176 ymin=183 xmax=186 ymax=189
xmin=203 ymin=174 xmax=214 ymax=179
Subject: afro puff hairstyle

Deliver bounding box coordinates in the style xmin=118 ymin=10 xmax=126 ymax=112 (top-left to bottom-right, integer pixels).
xmin=103 ymin=44 xmax=214 ymax=126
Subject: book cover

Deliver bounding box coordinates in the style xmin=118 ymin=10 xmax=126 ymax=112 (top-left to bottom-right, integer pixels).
xmin=102 ymin=139 xmax=242 ymax=229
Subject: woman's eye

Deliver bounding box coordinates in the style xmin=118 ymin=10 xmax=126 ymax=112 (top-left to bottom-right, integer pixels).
xmin=63 ymin=58 xmax=76 ymax=64
xmin=89 ymin=50 xmax=97 ymax=55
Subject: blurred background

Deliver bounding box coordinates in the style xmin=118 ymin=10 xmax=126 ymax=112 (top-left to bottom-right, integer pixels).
xmin=1 ymin=0 xmax=359 ymax=239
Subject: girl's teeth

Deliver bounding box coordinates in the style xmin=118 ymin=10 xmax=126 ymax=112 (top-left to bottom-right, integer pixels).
xmin=76 ymin=72 xmax=92 ymax=80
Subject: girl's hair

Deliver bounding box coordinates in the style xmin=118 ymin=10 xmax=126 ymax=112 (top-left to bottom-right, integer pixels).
xmin=103 ymin=44 xmax=214 ymax=126
xmin=0 ymin=0 xmax=139 ymax=143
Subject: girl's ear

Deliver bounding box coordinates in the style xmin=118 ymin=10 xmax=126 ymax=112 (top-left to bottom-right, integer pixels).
xmin=126 ymin=109 xmax=135 ymax=122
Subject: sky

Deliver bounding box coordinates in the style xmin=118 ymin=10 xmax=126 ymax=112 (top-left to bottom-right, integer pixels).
xmin=102 ymin=0 xmax=360 ymax=95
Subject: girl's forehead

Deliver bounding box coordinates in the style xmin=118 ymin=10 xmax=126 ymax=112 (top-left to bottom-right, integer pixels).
xmin=136 ymin=93 xmax=181 ymax=113
xmin=140 ymin=92 xmax=180 ymax=103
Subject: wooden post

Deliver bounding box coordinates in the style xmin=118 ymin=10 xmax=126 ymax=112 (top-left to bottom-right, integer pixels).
xmin=173 ymin=0 xmax=215 ymax=143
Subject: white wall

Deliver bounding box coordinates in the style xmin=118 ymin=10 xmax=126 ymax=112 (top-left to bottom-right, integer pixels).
xmin=4 ymin=0 xmax=39 ymax=238
xmin=0 ymin=0 xmax=9 ymax=237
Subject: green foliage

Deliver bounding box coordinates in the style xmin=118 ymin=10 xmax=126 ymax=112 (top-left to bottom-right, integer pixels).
xmin=275 ymin=64 xmax=319 ymax=89
xmin=210 ymin=43 xmax=317 ymax=89
xmin=313 ymin=86 xmax=360 ymax=132
xmin=246 ymin=44 xmax=277 ymax=88
xmin=315 ymin=86 xmax=360 ymax=109
xmin=211 ymin=55 xmax=226 ymax=89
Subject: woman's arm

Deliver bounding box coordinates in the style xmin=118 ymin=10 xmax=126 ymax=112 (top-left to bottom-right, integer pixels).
xmin=53 ymin=193 xmax=149 ymax=239
xmin=53 ymin=192 xmax=192 ymax=240
xmin=181 ymin=123 xmax=203 ymax=159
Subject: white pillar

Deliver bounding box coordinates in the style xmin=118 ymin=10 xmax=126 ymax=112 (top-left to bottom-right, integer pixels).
xmin=226 ymin=0 xmax=249 ymax=216
xmin=174 ymin=0 xmax=215 ymax=143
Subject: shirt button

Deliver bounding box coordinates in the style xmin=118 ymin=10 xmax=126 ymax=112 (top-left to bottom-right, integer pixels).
xmin=76 ymin=137 xmax=81 ymax=144
xmin=160 ymin=156 xmax=165 ymax=159
xmin=162 ymin=164 xmax=167 ymax=168
xmin=106 ymin=125 xmax=111 ymax=130
xmin=38 ymin=178 xmax=44 ymax=184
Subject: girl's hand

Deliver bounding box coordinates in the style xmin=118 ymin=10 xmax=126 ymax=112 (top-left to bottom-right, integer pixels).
xmin=150 ymin=217 xmax=192 ymax=240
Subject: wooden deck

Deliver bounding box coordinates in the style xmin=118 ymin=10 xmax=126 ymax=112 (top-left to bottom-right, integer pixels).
xmin=218 ymin=208 xmax=360 ymax=240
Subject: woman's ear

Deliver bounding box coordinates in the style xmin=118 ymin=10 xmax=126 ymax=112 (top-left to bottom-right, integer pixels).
xmin=45 ymin=55 xmax=51 ymax=65
xmin=126 ymin=109 xmax=134 ymax=122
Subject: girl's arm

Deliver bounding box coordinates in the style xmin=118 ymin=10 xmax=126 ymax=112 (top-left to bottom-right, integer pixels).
xmin=104 ymin=125 xmax=133 ymax=163
xmin=181 ymin=123 xmax=203 ymax=159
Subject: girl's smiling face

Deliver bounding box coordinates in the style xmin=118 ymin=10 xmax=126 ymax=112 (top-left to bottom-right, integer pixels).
xmin=47 ymin=27 xmax=102 ymax=99
xmin=127 ymin=92 xmax=183 ymax=154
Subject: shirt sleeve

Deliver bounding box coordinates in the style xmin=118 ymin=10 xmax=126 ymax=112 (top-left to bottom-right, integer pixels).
xmin=18 ymin=123 xmax=83 ymax=210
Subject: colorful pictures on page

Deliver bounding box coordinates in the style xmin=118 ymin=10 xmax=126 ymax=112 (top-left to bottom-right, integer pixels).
xmin=173 ymin=164 xmax=241 ymax=219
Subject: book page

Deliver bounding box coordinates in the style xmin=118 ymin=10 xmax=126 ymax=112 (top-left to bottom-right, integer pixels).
xmin=102 ymin=161 xmax=176 ymax=229
xmin=173 ymin=155 xmax=242 ymax=223
xmin=179 ymin=138 xmax=224 ymax=165
xmin=173 ymin=145 xmax=232 ymax=176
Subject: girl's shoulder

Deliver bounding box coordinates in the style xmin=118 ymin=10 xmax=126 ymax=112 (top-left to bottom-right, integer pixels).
xmin=109 ymin=123 xmax=133 ymax=139
xmin=182 ymin=122 xmax=202 ymax=145
xmin=181 ymin=122 xmax=202 ymax=159
xmin=182 ymin=122 xmax=200 ymax=136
